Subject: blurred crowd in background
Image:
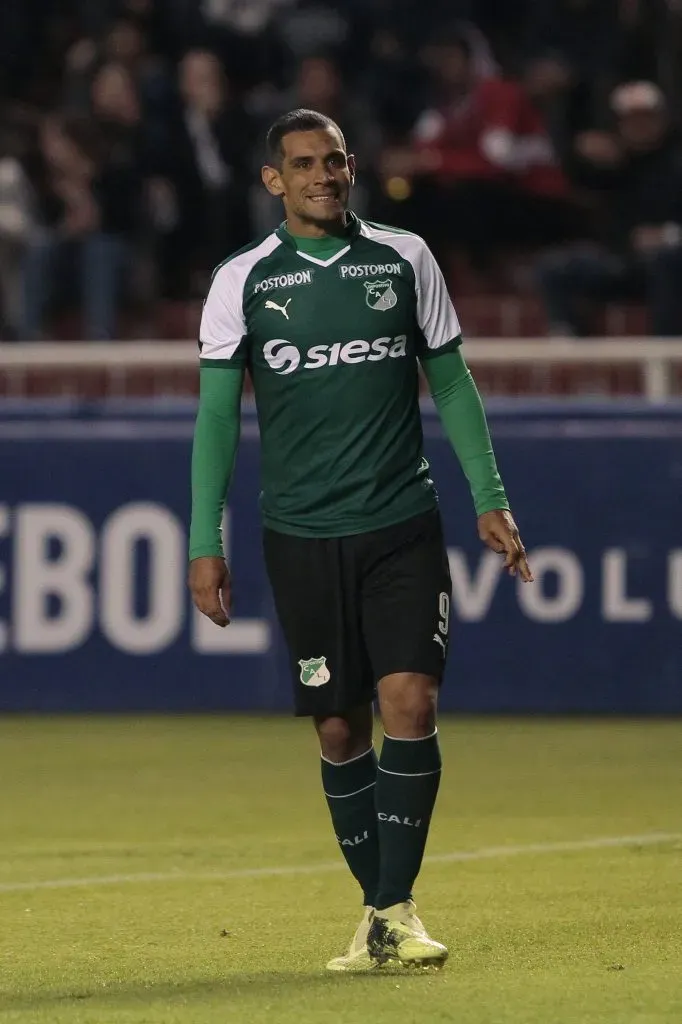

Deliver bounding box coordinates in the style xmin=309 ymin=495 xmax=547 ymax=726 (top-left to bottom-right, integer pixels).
xmin=1 ymin=0 xmax=682 ymax=341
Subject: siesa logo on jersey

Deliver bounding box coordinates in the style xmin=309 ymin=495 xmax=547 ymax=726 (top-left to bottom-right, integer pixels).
xmin=263 ymin=336 xmax=407 ymax=375
xmin=263 ymin=339 xmax=300 ymax=374
xmin=298 ymin=656 xmax=330 ymax=687
xmin=364 ymin=279 xmax=397 ymax=311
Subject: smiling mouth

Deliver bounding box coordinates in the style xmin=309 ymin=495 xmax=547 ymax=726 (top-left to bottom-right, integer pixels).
xmin=307 ymin=194 xmax=340 ymax=203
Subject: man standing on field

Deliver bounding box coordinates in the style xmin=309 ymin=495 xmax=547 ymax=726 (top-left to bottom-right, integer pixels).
xmin=189 ymin=108 xmax=533 ymax=971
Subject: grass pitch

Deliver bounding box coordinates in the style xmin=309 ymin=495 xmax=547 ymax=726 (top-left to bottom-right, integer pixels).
xmin=0 ymin=715 xmax=681 ymax=1024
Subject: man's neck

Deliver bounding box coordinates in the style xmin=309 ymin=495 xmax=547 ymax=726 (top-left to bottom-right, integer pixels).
xmin=285 ymin=213 xmax=349 ymax=239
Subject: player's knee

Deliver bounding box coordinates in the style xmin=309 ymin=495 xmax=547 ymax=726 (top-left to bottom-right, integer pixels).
xmin=379 ymin=674 xmax=437 ymax=738
xmin=316 ymin=715 xmax=370 ymax=763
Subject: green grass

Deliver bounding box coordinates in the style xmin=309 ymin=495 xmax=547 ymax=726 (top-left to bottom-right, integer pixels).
xmin=0 ymin=716 xmax=681 ymax=1023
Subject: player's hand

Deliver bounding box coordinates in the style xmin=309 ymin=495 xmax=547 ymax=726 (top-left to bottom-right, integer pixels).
xmin=188 ymin=556 xmax=232 ymax=626
xmin=478 ymin=510 xmax=534 ymax=582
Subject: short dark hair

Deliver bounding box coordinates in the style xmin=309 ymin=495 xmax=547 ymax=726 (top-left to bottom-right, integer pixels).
xmin=265 ymin=108 xmax=346 ymax=168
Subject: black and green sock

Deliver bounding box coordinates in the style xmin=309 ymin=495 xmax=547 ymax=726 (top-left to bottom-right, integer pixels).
xmin=374 ymin=729 xmax=442 ymax=911
xmin=322 ymin=747 xmax=380 ymax=906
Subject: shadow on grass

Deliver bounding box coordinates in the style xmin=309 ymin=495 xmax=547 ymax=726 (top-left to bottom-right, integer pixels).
xmin=0 ymin=965 xmax=432 ymax=1013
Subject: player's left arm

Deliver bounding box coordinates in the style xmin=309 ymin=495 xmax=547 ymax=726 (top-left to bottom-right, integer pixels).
xmin=413 ymin=242 xmax=533 ymax=582
xmin=422 ymin=350 xmax=532 ymax=581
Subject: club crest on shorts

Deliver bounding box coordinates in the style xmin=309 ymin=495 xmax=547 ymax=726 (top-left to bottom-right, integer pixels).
xmin=364 ymin=279 xmax=397 ymax=311
xmin=298 ymin=656 xmax=331 ymax=687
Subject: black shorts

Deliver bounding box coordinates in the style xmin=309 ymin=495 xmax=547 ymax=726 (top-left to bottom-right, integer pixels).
xmin=263 ymin=510 xmax=452 ymax=717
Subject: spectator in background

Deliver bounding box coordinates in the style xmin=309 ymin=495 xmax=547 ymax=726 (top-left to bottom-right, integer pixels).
xmin=63 ymin=12 xmax=173 ymax=160
xmin=19 ymin=67 xmax=144 ymax=340
xmin=3 ymin=0 xmax=678 ymax=339
xmin=379 ymin=25 xmax=576 ymax=272
xmin=160 ymin=50 xmax=252 ymax=297
xmin=0 ymin=155 xmax=32 ymax=340
xmin=359 ymin=1 xmax=492 ymax=141
xmin=104 ymin=13 xmax=149 ymax=65
xmin=361 ymin=15 xmax=426 ymax=139
xmin=104 ymin=14 xmax=174 ymax=143
xmin=522 ymin=0 xmax=621 ymax=154
xmin=116 ymin=0 xmax=207 ymax=64
xmin=0 ymin=115 xmax=35 ymax=339
xmin=535 ymin=81 xmax=682 ymax=336
xmin=201 ymin=0 xmax=294 ymax=88
xmin=289 ymin=54 xmax=379 ymax=163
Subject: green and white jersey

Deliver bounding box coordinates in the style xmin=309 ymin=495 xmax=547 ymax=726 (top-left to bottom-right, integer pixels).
xmin=199 ymin=212 xmax=462 ymax=537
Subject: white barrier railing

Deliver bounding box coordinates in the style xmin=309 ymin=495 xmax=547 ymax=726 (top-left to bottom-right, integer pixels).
xmin=1 ymin=338 xmax=681 ymax=402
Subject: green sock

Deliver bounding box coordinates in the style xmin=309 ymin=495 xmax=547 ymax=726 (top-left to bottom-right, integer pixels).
xmin=322 ymin=748 xmax=380 ymax=906
xmin=374 ymin=729 xmax=442 ymax=911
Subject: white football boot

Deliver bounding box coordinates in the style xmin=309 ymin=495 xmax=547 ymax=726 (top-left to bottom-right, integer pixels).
xmin=326 ymin=906 xmax=378 ymax=972
xmin=367 ymin=900 xmax=448 ymax=967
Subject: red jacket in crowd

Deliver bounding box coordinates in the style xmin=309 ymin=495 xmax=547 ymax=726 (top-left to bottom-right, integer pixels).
xmin=412 ymin=77 xmax=568 ymax=198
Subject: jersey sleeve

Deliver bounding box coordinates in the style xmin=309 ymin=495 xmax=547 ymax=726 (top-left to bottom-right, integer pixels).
xmin=422 ymin=349 xmax=509 ymax=515
xmin=199 ymin=263 xmax=250 ymax=367
xmin=413 ymin=241 xmax=462 ymax=359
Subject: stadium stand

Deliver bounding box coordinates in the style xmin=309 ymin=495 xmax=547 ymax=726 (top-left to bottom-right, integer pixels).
xmin=1 ymin=0 xmax=681 ymax=346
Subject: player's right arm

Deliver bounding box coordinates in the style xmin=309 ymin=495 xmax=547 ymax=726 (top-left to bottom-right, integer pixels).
xmin=188 ymin=365 xmax=243 ymax=626
xmin=188 ymin=262 xmax=249 ymax=627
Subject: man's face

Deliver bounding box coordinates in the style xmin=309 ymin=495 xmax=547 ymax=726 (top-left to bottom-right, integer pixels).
xmin=428 ymin=43 xmax=471 ymax=90
xmin=297 ymin=58 xmax=340 ymax=107
xmin=180 ymin=51 xmax=224 ymax=110
xmin=262 ymin=128 xmax=355 ymax=226
xmin=617 ymin=109 xmax=666 ymax=153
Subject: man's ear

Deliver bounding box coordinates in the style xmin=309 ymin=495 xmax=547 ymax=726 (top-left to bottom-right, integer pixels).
xmin=348 ymin=153 xmax=356 ymax=186
xmin=262 ymin=165 xmax=284 ymax=197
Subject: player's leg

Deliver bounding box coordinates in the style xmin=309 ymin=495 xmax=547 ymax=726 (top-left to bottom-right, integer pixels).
xmin=360 ymin=511 xmax=451 ymax=966
xmin=262 ymin=528 xmax=380 ymax=969
xmin=368 ymin=671 xmax=446 ymax=965
xmin=315 ymin=702 xmax=380 ymax=971
xmin=315 ymin=702 xmax=378 ymax=909
xmin=375 ymin=672 xmax=441 ymax=910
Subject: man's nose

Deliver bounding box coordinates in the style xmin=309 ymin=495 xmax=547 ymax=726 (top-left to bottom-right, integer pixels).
xmin=314 ymin=162 xmax=335 ymax=182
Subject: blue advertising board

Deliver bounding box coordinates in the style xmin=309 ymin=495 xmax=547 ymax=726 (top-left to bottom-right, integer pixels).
xmin=0 ymin=403 xmax=681 ymax=712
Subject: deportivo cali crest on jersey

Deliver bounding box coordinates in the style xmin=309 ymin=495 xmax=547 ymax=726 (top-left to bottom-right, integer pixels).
xmin=299 ymin=657 xmax=331 ymax=687
xmin=364 ymin=279 xmax=397 ymax=310
xmin=199 ymin=213 xmax=462 ymax=537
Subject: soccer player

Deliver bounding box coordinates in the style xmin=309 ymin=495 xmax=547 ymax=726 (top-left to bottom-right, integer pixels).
xmin=189 ymin=109 xmax=533 ymax=971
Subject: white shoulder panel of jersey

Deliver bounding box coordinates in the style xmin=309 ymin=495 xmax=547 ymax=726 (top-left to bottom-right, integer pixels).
xmin=359 ymin=223 xmax=461 ymax=350
xmin=199 ymin=233 xmax=282 ymax=360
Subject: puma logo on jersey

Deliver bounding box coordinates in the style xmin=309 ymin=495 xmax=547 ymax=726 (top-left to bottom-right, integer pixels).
xmin=265 ymin=298 xmax=292 ymax=319
xmin=433 ymin=633 xmax=446 ymax=654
